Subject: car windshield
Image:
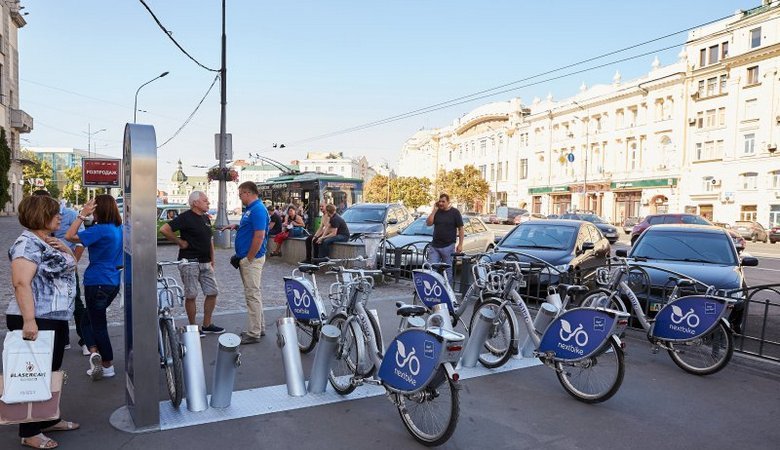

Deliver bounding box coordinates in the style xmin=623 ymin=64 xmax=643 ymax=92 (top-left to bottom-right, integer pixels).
xmin=400 ymin=218 xmax=433 ymax=236
xmin=500 ymin=224 xmax=576 ymax=250
xmin=341 ymin=207 xmax=386 ymax=222
xmin=631 ymin=230 xmax=737 ymax=265
xmin=561 ymin=213 xmax=606 ymax=224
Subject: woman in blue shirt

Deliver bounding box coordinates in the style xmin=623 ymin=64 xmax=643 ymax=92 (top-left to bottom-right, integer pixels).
xmin=66 ymin=195 xmax=123 ymax=381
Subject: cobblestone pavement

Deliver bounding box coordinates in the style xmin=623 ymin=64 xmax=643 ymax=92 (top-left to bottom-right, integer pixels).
xmin=0 ymin=215 xmax=413 ymax=334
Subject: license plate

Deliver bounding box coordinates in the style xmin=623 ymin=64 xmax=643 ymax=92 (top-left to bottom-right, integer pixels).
xmin=606 ymin=233 xmax=616 ymax=237
xmin=649 ymin=302 xmax=662 ymax=312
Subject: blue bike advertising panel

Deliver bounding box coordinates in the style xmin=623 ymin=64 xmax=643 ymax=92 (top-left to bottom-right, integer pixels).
xmin=378 ymin=329 xmax=442 ymax=393
xmin=284 ymin=278 xmax=325 ymax=321
xmin=651 ymin=295 xmax=728 ymax=342
xmin=412 ymin=270 xmax=457 ymax=313
xmin=538 ymin=308 xmax=617 ymax=361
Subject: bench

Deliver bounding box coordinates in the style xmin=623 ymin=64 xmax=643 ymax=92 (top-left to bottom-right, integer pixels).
xmin=279 ymin=237 xmax=366 ymax=265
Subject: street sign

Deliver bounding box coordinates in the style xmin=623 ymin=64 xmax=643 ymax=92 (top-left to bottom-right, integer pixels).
xmin=214 ymin=133 xmax=233 ymax=160
xmin=34 ymin=178 xmax=44 ymax=187
xmin=82 ymin=158 xmax=121 ymax=187
xmin=567 ymin=153 xmax=575 ymax=162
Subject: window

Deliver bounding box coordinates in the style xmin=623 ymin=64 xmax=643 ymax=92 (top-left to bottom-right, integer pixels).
xmin=705 ymin=109 xmax=716 ymax=128
xmin=750 ymin=27 xmax=761 ymax=48
xmin=706 ymin=77 xmax=717 ymax=97
xmin=520 ymin=132 xmax=529 ymax=147
xmin=328 ymin=166 xmax=334 ymax=173
xmin=698 ymin=80 xmax=705 ymax=97
xmin=497 ymin=162 xmax=503 ymax=181
xmin=740 ymin=205 xmax=758 ymax=222
xmin=504 ymin=161 xmax=509 ymax=180
xmin=695 ymin=140 xmax=723 ymax=161
xmin=695 ymin=143 xmax=703 ymax=160
xmin=703 ymin=176 xmax=715 ymax=192
xmin=771 ymin=170 xmax=780 ymax=189
xmin=519 ymin=158 xmax=528 ymax=179
xmin=740 ymin=172 xmax=758 ymax=190
xmin=718 ymin=107 xmax=726 ymax=126
xmin=708 ymin=45 xmax=719 ymax=64
xmin=480 ymin=140 xmax=486 ymax=157
xmin=616 ymin=109 xmax=624 ymax=128
xmin=721 ymin=41 xmax=729 ymax=59
xmin=699 ymin=48 xmax=707 ymax=67
xmin=744 ymin=99 xmax=757 ymax=120
xmin=747 ymin=66 xmax=759 ymax=85
xmin=696 ymin=111 xmax=704 ymax=128
xmin=479 ymin=165 xmax=487 ymax=180
xmin=490 ymin=164 xmax=495 ymax=181
xmin=744 ymin=133 xmax=755 ymax=154
xmin=720 ymin=74 xmax=727 ymax=93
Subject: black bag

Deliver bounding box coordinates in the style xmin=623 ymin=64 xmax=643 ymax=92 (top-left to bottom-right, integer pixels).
xmin=230 ymin=255 xmax=241 ymax=269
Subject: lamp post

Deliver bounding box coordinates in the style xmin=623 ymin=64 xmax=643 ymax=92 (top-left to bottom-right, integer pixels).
xmin=84 ymin=124 xmax=106 ymax=157
xmin=214 ymin=0 xmax=230 ymax=247
xmin=572 ymin=100 xmax=588 ymax=211
xmin=133 ymin=71 xmax=169 ymax=123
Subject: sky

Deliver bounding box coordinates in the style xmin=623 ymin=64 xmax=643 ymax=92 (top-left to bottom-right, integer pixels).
xmin=17 ymin=0 xmax=757 ymax=184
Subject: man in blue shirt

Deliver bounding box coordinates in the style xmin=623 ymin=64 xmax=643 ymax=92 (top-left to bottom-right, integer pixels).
xmin=225 ymin=181 xmax=269 ymax=344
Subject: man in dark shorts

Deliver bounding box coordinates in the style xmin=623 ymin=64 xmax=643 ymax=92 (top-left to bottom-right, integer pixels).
xmin=268 ymin=205 xmax=283 ymax=236
xmin=160 ymin=190 xmax=223 ymax=337
xmin=425 ymin=193 xmax=464 ymax=281
xmin=317 ymin=203 xmax=350 ymax=258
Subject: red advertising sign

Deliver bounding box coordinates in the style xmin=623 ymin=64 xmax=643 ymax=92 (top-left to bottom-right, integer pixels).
xmin=82 ymin=158 xmax=121 ymax=187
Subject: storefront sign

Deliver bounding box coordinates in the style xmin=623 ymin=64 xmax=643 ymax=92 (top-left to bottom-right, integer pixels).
xmin=82 ymin=158 xmax=121 ymax=187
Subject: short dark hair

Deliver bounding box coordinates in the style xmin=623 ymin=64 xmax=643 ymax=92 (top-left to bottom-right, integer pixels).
xmin=32 ymin=189 xmax=51 ymax=197
xmin=93 ymin=194 xmax=122 ymax=226
xmin=439 ymin=193 xmax=450 ymax=202
xmin=18 ymin=195 xmax=60 ymax=230
xmin=238 ymin=181 xmax=259 ymax=195
xmin=325 ymin=204 xmax=336 ymax=215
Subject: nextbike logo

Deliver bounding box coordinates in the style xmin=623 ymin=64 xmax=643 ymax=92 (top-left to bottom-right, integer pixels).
xmin=668 ymin=305 xmax=700 ymax=335
xmin=416 ymin=278 xmax=443 ymax=304
xmin=286 ymin=285 xmax=312 ymax=315
xmin=393 ymin=341 xmax=420 ymax=387
xmin=559 ymin=319 xmax=589 ymax=346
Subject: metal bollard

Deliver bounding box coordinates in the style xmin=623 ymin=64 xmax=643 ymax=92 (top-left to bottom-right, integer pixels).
xmin=520 ymin=302 xmax=559 ymax=357
xmin=181 ymin=324 xmax=209 ymax=412
xmin=277 ymin=317 xmax=307 ymax=397
xmin=210 ymin=333 xmax=241 ymax=408
xmin=459 ymin=308 xmax=496 ymax=368
xmin=427 ymin=303 xmax=454 ymax=331
xmin=307 ymin=325 xmax=340 ymax=394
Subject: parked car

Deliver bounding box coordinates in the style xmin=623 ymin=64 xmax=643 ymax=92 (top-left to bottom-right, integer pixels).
xmin=713 ymin=222 xmax=746 ymax=253
xmin=733 ymin=221 xmax=768 ymax=243
xmin=622 ymin=217 xmax=640 ymax=235
xmin=770 ymin=225 xmax=780 ymax=243
xmin=558 ymin=212 xmax=619 ymax=244
xmin=156 ymin=204 xmax=190 ymax=242
xmin=622 ymin=225 xmax=757 ymax=330
xmin=340 ymin=203 xmax=414 ymax=238
xmin=496 ymin=207 xmax=528 ymax=225
xmin=480 ymin=214 xmax=501 ymax=224
xmin=513 ymin=212 xmax=546 ymax=225
xmin=630 ymin=213 xmax=711 ymax=245
xmin=492 ymin=219 xmax=611 ymax=285
xmin=381 ymin=216 xmax=495 ymax=267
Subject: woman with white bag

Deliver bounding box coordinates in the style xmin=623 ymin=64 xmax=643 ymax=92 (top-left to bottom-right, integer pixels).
xmin=7 ymin=195 xmax=80 ymax=449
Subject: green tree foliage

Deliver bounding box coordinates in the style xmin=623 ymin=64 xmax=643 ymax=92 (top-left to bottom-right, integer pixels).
xmin=364 ymin=174 xmax=391 ymax=203
xmin=393 ymin=176 xmax=431 ymax=210
xmin=61 ymin=165 xmax=86 ymax=205
xmin=21 ymin=150 xmax=60 ymax=198
xmin=435 ymin=165 xmax=489 ymax=212
xmin=0 ymin=128 xmax=11 ymax=209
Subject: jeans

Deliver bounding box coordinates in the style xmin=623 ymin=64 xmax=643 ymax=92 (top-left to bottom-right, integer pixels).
xmin=317 ymin=235 xmax=348 ymax=258
xmin=82 ymin=284 xmax=120 ymax=362
xmin=6 ymin=315 xmax=68 ymax=438
xmin=427 ymin=243 xmax=456 ymax=281
xmin=239 ymin=256 xmax=266 ymax=337
xmin=305 ymin=235 xmax=320 ymax=262
xmin=73 ymin=272 xmax=85 ymax=347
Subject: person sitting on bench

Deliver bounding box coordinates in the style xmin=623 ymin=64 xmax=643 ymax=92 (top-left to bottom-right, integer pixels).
xmin=317 ymin=204 xmax=350 ymax=258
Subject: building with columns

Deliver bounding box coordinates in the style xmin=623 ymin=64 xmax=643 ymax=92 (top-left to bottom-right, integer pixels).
xmin=299 ymin=152 xmax=376 ymax=181
xmin=398 ymin=1 xmax=780 ymax=227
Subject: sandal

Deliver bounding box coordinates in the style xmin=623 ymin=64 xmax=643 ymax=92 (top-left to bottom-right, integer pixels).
xmin=21 ymin=434 xmax=58 ymax=449
xmin=41 ymin=420 xmax=80 ymax=432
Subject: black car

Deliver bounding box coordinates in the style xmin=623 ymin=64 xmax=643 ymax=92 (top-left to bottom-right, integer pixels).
xmin=770 ymin=225 xmax=780 ymax=243
xmin=623 ymin=224 xmax=757 ymax=330
xmin=559 ymin=213 xmax=619 ymax=244
xmin=493 ymin=219 xmax=611 ymax=291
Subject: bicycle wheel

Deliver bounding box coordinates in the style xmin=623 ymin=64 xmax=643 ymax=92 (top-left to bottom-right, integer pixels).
xmin=396 ymin=368 xmax=460 ymax=447
xmin=296 ymin=318 xmax=321 ymax=354
xmin=159 ymin=318 xmax=183 ymax=407
xmin=328 ymin=313 xmax=364 ymax=395
xmin=555 ymin=337 xmax=624 ymax=404
xmin=667 ymin=321 xmax=734 ymax=375
xmin=581 ymin=288 xmax=627 ymax=313
xmin=468 ymin=298 xmax=516 ymax=369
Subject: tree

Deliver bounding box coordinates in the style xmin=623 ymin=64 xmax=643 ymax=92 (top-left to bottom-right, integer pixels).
xmin=62 ymin=165 xmax=86 ymax=205
xmin=21 ymin=150 xmax=60 ymax=198
xmin=435 ymin=165 xmax=489 ymax=212
xmin=0 ymin=128 xmax=11 ymax=209
xmin=394 ymin=176 xmax=431 ymax=210
xmin=364 ymin=174 xmax=391 ymax=203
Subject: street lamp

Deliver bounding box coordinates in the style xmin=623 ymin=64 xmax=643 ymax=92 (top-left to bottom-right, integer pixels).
xmin=133 ymin=71 xmax=169 ymax=123
xmin=83 ymin=124 xmax=106 ymax=157
xmin=572 ymin=100 xmax=588 ymax=211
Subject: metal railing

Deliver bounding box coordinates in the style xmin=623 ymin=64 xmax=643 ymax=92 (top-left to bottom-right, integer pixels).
xmin=726 ymin=284 xmax=780 ymax=363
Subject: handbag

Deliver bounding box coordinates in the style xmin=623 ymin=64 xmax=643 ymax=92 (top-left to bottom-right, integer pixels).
xmin=0 ymin=371 xmax=64 ymax=425
xmin=1 ymin=330 xmax=54 ymax=403
xmin=291 ymin=226 xmax=305 ymax=238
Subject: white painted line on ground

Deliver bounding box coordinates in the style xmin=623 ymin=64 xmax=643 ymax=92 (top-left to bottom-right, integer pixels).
xmin=745 ymin=267 xmax=780 ymax=272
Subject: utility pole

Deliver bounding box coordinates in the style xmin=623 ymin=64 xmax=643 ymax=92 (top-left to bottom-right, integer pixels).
xmin=573 ymin=100 xmax=588 ymax=211
xmin=215 ymin=0 xmax=230 ymax=247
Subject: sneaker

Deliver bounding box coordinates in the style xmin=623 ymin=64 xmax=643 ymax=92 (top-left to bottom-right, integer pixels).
xmin=64 ymin=344 xmax=71 ymax=350
xmin=88 ymin=353 xmax=103 ymax=381
xmin=199 ymin=329 xmax=206 ymax=338
xmin=87 ymin=365 xmax=115 ymax=379
xmin=202 ymin=324 xmax=225 ymax=334
xmin=240 ymin=334 xmax=261 ymax=345
xmin=81 ymin=345 xmax=91 ymax=356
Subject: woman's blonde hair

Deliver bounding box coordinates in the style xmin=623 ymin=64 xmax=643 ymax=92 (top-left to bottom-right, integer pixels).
xmin=18 ymin=195 xmax=60 ymax=230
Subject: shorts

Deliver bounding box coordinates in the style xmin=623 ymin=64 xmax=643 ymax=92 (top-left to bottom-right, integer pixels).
xmin=179 ymin=262 xmax=219 ymax=299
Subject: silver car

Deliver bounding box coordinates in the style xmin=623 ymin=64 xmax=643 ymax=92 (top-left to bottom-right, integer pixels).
xmin=381 ymin=216 xmax=496 ymax=267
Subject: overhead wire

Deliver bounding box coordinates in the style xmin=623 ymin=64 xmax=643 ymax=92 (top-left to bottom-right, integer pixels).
xmin=157 ymin=74 xmax=220 ymax=148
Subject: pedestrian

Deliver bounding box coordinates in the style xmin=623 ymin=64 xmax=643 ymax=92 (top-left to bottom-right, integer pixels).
xmin=159 ymin=191 xmax=224 ymax=338
xmin=65 ymin=195 xmax=123 ymax=381
xmin=316 ymin=204 xmax=350 ymax=258
xmin=269 ymin=205 xmax=305 ymax=257
xmin=302 ymin=203 xmax=330 ymax=263
xmin=268 ymin=205 xmax=282 ymax=236
xmin=8 ymin=195 xmax=80 ymax=449
xmin=223 ymin=181 xmax=269 ymax=344
xmin=425 ymin=193 xmax=464 ymax=281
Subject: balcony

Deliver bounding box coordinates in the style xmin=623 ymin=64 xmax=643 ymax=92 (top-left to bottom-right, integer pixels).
xmin=11 ymin=109 xmax=33 ymax=134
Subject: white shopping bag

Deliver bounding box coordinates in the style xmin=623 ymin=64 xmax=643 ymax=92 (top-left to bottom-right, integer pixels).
xmin=1 ymin=330 xmax=54 ymax=404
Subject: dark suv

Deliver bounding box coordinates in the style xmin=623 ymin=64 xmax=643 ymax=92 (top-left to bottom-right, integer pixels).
xmin=340 ymin=203 xmax=414 ymax=237
xmin=630 ymin=213 xmax=710 ymax=245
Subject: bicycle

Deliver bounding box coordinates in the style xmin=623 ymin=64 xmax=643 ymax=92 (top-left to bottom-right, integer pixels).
xmin=156 ymin=260 xmax=190 ymax=407
xmin=470 ymin=259 xmax=629 ymax=403
xmin=327 ymin=264 xmax=466 ymax=446
xmin=580 ymin=256 xmax=736 ymax=375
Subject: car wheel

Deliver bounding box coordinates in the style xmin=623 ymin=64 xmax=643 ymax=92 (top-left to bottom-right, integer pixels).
xmin=764 ymin=236 xmax=768 ymax=243
xmin=630 ymin=235 xmax=637 ymax=246
xmin=752 ymin=234 xmax=758 ymax=243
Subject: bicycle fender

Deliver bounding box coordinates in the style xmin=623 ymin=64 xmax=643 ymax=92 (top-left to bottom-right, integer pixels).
xmin=650 ymin=295 xmax=729 ymax=342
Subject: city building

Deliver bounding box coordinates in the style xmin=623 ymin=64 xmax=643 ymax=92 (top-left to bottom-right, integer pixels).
xmin=398 ymin=1 xmax=780 ymax=226
xmin=23 ymin=146 xmax=115 ymax=193
xmin=1 ymin=2 xmax=33 ymax=214
xmin=299 ymin=151 xmax=374 ymax=181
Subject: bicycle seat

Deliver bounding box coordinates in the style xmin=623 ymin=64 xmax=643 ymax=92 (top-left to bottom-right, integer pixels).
xmin=381 ymin=267 xmax=401 ymax=276
xmin=430 ymin=263 xmax=451 ymax=273
xmin=298 ymin=264 xmax=319 ymax=274
xmin=558 ymin=284 xmax=588 ymax=296
xmin=395 ymin=301 xmax=428 ymax=317
xmin=311 ymin=257 xmax=330 ymax=265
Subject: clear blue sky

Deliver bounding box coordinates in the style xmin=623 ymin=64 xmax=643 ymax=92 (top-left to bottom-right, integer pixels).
xmin=19 ymin=0 xmax=754 ymax=182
